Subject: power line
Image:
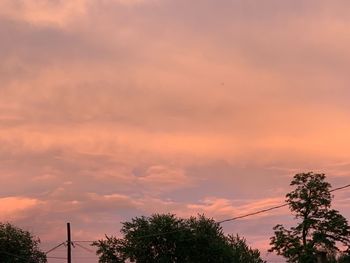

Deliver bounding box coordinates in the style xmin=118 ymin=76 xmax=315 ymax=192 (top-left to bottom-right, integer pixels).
xmin=330 ymin=183 xmax=350 ymax=192
xmin=217 ymin=203 xmax=288 ymax=224
xmin=73 ymin=242 xmax=96 ymax=254
xmin=45 ymin=242 xmax=66 ymax=254
xmin=72 ymin=256 xmax=99 ymax=259
xmin=46 ymin=182 xmax=350 ymax=258
xmin=86 ymin=182 xmax=350 ymax=240
xmin=47 ymin=256 xmax=67 ymax=259
xmin=218 ymin=182 xmax=350 ymax=224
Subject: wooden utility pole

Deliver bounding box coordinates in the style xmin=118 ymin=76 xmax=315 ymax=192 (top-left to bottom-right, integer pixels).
xmin=67 ymin=223 xmax=72 ymax=263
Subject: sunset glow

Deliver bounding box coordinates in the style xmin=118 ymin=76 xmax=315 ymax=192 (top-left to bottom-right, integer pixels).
xmin=1 ymin=1 xmax=350 ymax=262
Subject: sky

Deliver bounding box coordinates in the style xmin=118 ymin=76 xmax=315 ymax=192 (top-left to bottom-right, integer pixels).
xmin=1 ymin=0 xmax=350 ymax=262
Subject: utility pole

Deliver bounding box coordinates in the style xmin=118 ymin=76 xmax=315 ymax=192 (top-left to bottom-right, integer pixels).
xmin=67 ymin=223 xmax=72 ymax=263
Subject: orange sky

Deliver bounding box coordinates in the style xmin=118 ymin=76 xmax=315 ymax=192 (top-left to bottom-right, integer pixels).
xmin=1 ymin=1 xmax=350 ymax=262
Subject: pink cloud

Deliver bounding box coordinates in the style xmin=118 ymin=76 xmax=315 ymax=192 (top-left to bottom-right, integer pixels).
xmin=185 ymin=197 xmax=289 ymax=221
xmin=138 ymin=165 xmax=193 ymax=192
xmin=0 ymin=197 xmax=41 ymax=220
xmin=0 ymin=0 xmax=87 ymax=27
xmin=1 ymin=2 xmax=350 ymax=263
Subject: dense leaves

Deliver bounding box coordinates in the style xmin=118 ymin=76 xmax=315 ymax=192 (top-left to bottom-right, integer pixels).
xmin=269 ymin=172 xmax=350 ymax=263
xmin=227 ymin=234 xmax=266 ymax=263
xmin=93 ymin=214 xmax=265 ymax=263
xmin=93 ymin=235 xmax=126 ymax=263
xmin=0 ymin=222 xmax=47 ymax=263
xmin=337 ymin=252 xmax=350 ymax=263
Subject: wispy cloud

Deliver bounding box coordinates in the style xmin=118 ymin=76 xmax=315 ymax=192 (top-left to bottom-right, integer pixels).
xmin=1 ymin=1 xmax=350 ymax=262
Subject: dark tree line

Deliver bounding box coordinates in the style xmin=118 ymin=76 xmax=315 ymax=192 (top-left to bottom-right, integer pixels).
xmin=2 ymin=172 xmax=350 ymax=263
xmin=92 ymin=214 xmax=265 ymax=263
xmin=94 ymin=172 xmax=350 ymax=263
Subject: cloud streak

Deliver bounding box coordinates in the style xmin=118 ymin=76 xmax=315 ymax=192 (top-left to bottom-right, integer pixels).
xmin=1 ymin=1 xmax=350 ymax=262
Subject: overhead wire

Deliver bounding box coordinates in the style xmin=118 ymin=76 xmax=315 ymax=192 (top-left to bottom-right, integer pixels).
xmin=217 ymin=182 xmax=350 ymax=224
xmin=217 ymin=203 xmax=288 ymax=224
xmin=45 ymin=242 xmax=66 ymax=254
xmin=72 ymin=240 xmax=95 ymax=243
xmin=73 ymin=242 xmax=96 ymax=254
xmin=42 ymin=182 xmax=350 ymax=261
xmin=330 ymin=183 xmax=350 ymax=192
xmin=94 ymin=182 xmax=350 ymax=240
xmin=47 ymin=256 xmax=67 ymax=259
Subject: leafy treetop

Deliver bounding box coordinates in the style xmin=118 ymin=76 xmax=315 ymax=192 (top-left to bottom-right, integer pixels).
xmin=0 ymin=222 xmax=47 ymax=263
xmin=269 ymin=172 xmax=350 ymax=263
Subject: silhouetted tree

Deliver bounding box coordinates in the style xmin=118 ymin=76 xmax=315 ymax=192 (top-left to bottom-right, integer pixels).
xmin=269 ymin=172 xmax=350 ymax=263
xmin=93 ymin=214 xmax=266 ymax=263
xmin=93 ymin=235 xmax=126 ymax=263
xmin=337 ymin=252 xmax=350 ymax=263
xmin=227 ymin=234 xmax=265 ymax=263
xmin=0 ymin=222 xmax=47 ymax=263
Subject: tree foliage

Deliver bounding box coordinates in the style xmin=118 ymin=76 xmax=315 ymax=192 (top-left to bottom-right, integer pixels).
xmin=93 ymin=235 xmax=126 ymax=263
xmin=93 ymin=214 xmax=265 ymax=263
xmin=0 ymin=222 xmax=47 ymax=263
xmin=269 ymin=172 xmax=350 ymax=263
xmin=336 ymin=252 xmax=350 ymax=263
xmin=227 ymin=234 xmax=266 ymax=263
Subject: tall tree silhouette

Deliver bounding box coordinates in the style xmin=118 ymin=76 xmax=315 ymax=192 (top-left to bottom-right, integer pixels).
xmin=269 ymin=172 xmax=350 ymax=263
